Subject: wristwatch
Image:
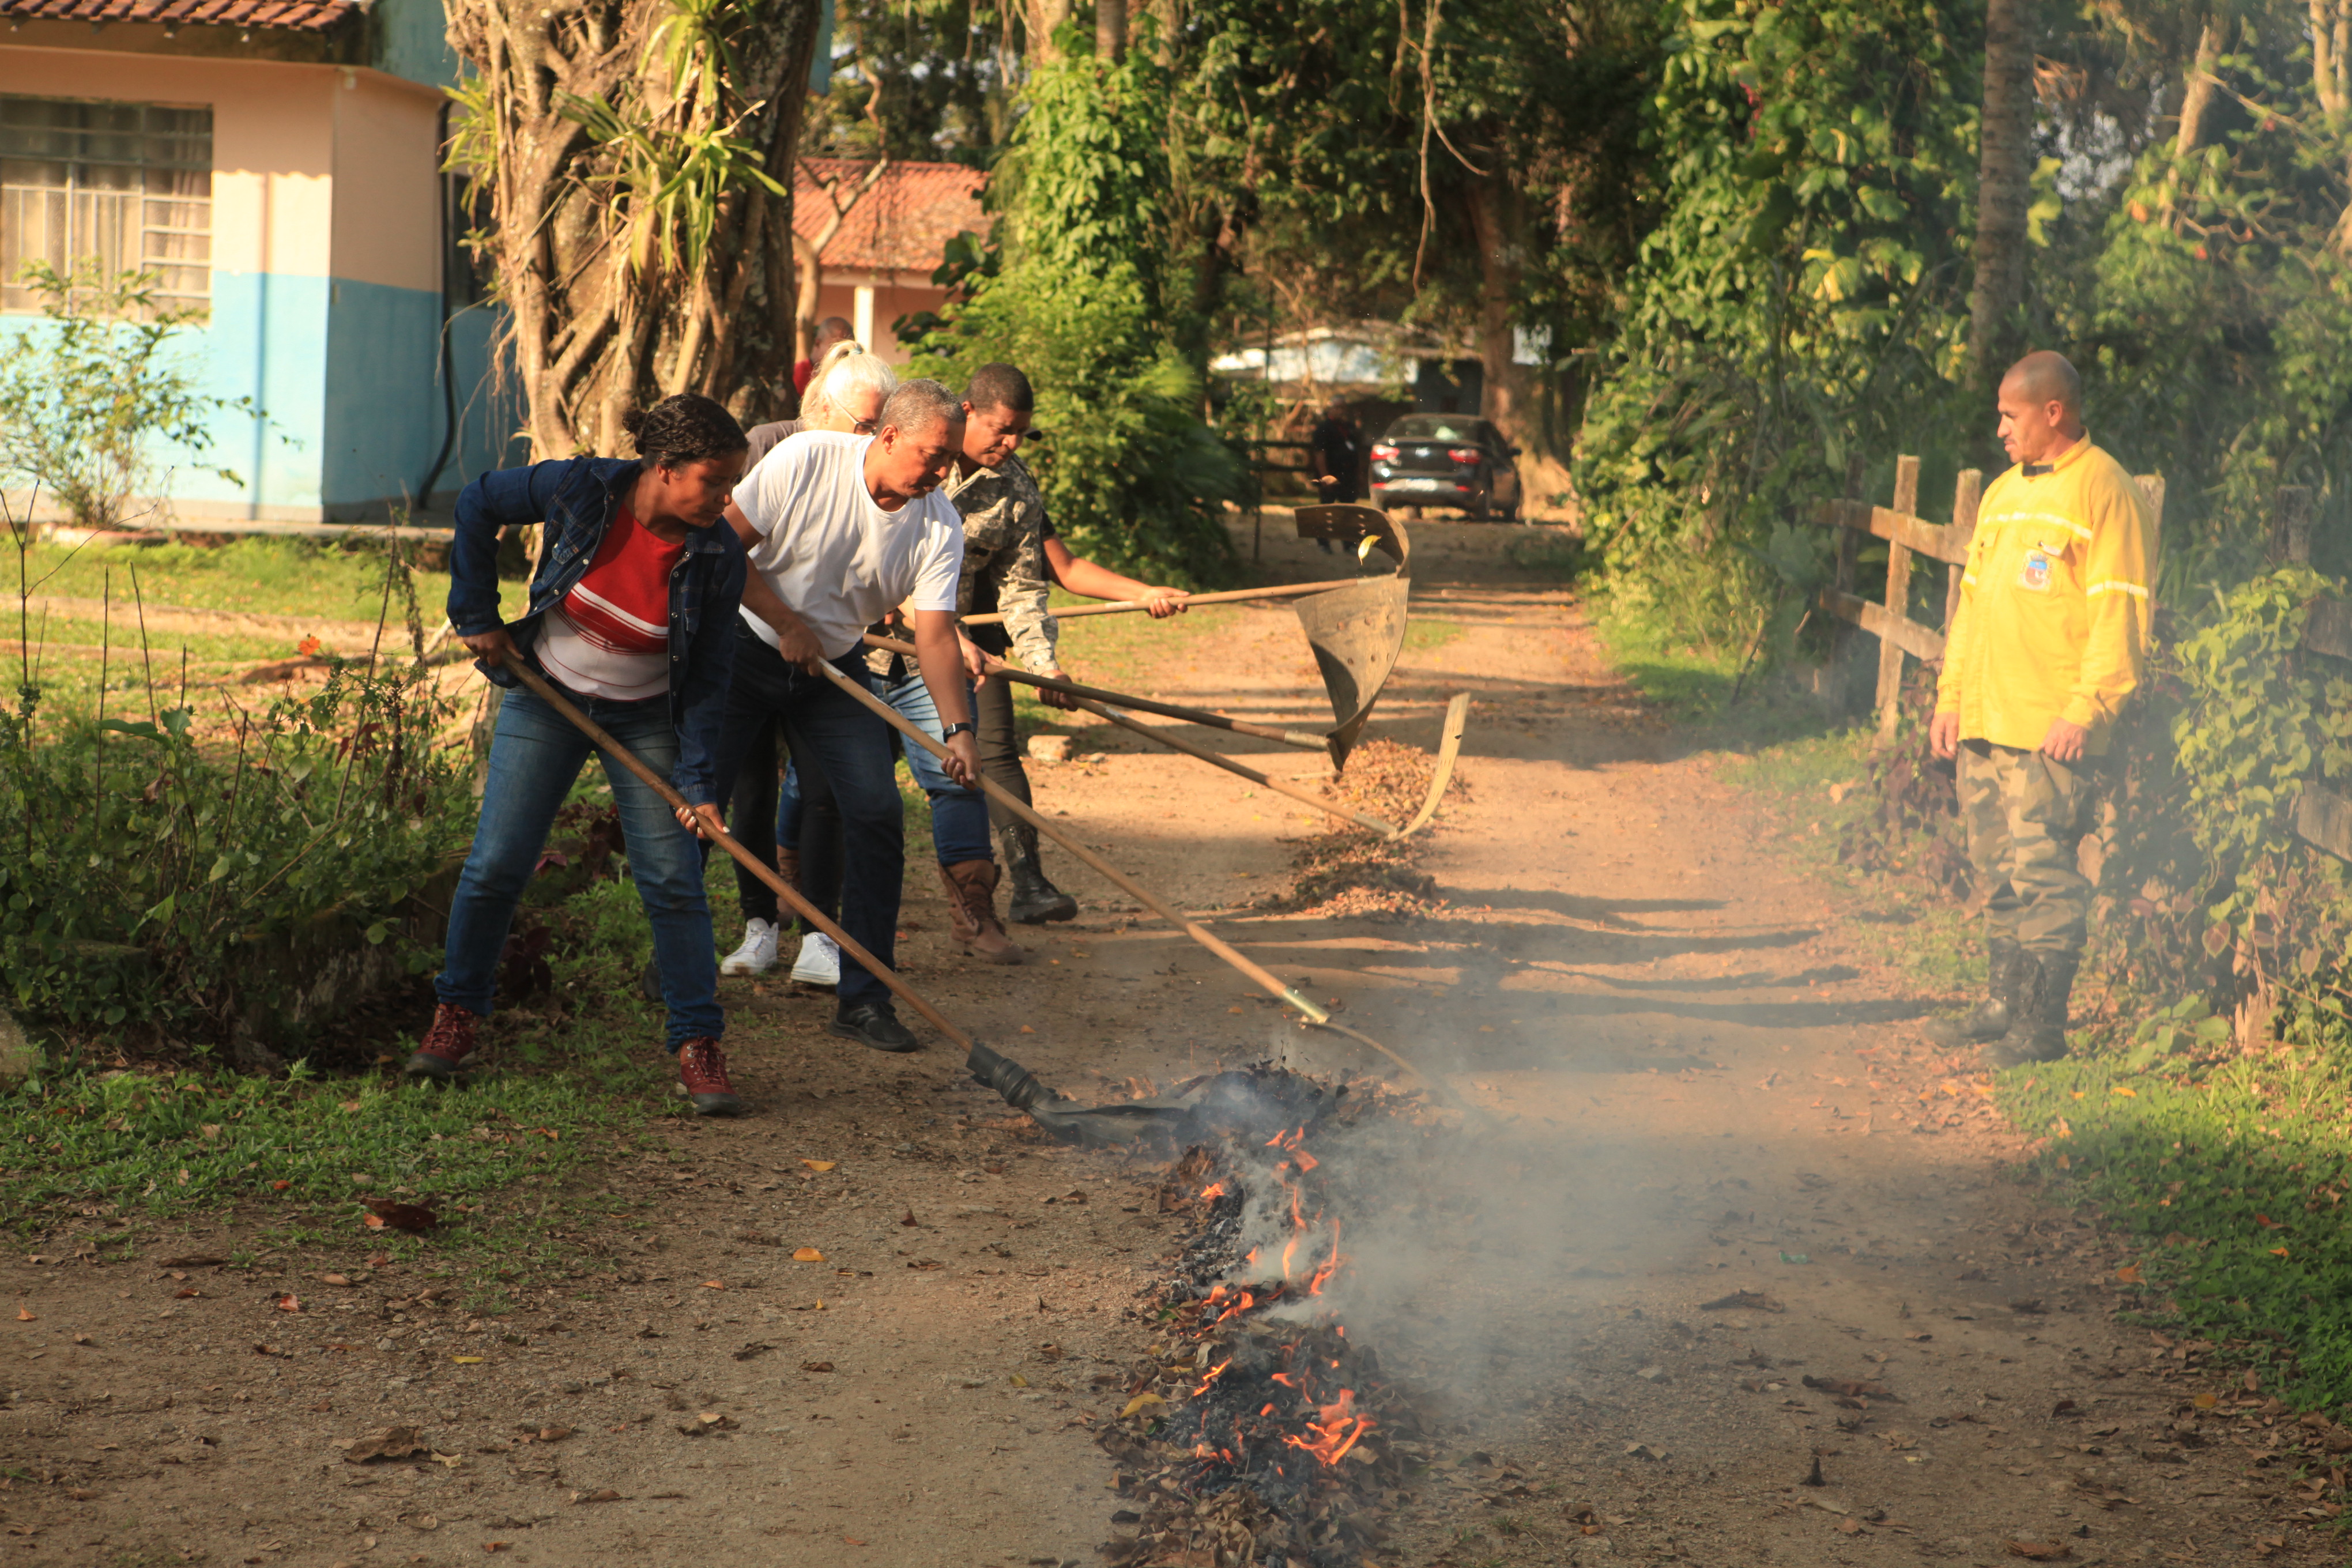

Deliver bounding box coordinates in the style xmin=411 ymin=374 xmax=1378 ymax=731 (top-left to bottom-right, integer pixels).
xmin=941 ymin=721 xmax=977 ymax=741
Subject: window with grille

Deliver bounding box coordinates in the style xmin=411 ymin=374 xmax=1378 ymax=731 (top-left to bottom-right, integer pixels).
xmin=0 ymin=96 xmax=212 ymax=315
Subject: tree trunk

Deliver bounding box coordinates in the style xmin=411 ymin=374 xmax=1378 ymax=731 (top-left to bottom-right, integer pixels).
xmin=1027 ymin=0 xmax=1073 ymax=62
xmin=1460 ymin=172 xmax=1570 ymax=512
xmin=1095 ymin=0 xmax=1125 ymax=58
xmin=446 ymin=0 xmax=826 ymax=457
xmin=1966 ymin=0 xmax=2037 ymax=387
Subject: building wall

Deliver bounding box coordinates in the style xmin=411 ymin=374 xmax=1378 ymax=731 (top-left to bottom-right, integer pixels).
xmin=0 ymin=43 xmax=522 ymax=522
xmin=809 ymin=274 xmax=948 ymax=368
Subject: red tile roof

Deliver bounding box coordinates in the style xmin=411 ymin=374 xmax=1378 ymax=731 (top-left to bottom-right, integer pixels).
xmin=0 ymin=0 xmax=357 ymax=31
xmin=793 ymin=159 xmax=987 ymax=277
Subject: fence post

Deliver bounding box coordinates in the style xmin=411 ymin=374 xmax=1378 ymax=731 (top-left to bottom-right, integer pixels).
xmin=1875 ymin=456 xmax=1921 ymax=740
xmin=2272 ymin=485 xmax=2313 ymax=566
xmin=1945 ymin=469 xmax=1981 ymax=635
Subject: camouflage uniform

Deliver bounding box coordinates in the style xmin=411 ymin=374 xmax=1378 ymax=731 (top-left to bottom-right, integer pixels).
xmin=1955 ymin=740 xmax=2099 ymax=960
xmin=939 ymin=453 xmax=1058 ymax=673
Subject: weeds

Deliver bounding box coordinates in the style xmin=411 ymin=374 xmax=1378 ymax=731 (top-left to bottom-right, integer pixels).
xmin=2 ymin=517 xmax=475 ymax=1046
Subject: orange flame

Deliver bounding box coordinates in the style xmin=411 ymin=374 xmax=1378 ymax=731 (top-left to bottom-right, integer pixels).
xmin=1306 ymin=1219 xmax=1345 ymax=1296
xmin=1190 ymin=1359 xmax=1231 ymax=1397
xmin=1200 ymin=1182 xmax=1227 ymax=1200
xmin=1282 ymin=1388 xmax=1375 ymax=1466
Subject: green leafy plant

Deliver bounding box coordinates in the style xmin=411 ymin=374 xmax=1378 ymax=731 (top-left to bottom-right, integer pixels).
xmin=1 ymin=519 xmax=473 ymax=1047
xmin=0 ymin=261 xmax=262 ymax=531
xmin=904 ymin=30 xmax=1243 ymax=581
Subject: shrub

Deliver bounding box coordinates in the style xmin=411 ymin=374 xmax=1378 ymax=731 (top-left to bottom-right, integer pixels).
xmin=0 ymin=261 xmax=262 ymax=532
xmin=0 ymin=530 xmax=474 ymax=1049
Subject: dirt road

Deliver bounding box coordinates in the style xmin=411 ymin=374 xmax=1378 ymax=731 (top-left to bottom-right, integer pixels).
xmin=0 ymin=523 xmax=2320 ymax=1566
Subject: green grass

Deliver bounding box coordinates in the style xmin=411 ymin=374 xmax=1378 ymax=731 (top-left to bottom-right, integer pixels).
xmin=1 ymin=1053 xmax=661 ymax=1232
xmin=2003 ymin=1048 xmax=2352 ymax=1408
xmin=10 ymin=534 xmax=504 ymax=623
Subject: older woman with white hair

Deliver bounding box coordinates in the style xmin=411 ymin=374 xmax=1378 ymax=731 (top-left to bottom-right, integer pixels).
xmin=740 ymin=341 xmax=898 ymax=469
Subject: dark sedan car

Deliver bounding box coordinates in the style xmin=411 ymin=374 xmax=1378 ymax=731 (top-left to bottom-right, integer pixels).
xmin=1367 ymin=415 xmax=1521 ymax=519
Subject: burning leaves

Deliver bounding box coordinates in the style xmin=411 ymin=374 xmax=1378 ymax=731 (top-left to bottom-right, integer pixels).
xmin=1094 ymin=1096 xmax=1438 ymax=1568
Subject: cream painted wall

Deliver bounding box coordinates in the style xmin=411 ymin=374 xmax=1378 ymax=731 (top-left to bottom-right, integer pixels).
xmin=812 ymin=275 xmax=949 ymax=365
xmin=329 ymin=68 xmax=442 ymax=295
xmin=0 ymin=47 xmax=339 ymax=278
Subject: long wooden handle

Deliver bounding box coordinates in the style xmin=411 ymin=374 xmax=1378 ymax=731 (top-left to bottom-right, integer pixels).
xmin=959 ymin=576 xmax=1374 ymax=626
xmin=860 ymin=634 xmax=1326 ymax=751
xmin=863 ymin=635 xmax=1394 ymax=836
xmin=809 ymin=658 xmax=1333 ymax=1026
xmin=496 ymin=651 xmax=976 ymax=1052
xmin=1079 ymin=700 xmax=1398 ymax=835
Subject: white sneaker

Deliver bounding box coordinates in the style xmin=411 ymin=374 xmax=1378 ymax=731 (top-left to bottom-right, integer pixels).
xmin=719 ymin=918 xmax=779 ymax=975
xmin=790 ymin=932 xmax=841 ymax=989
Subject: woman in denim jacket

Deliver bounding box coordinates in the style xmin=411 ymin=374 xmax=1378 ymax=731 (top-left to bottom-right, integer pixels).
xmin=410 ymin=394 xmax=752 ymax=1114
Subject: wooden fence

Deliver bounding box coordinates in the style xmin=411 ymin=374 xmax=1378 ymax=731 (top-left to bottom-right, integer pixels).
xmin=1812 ymin=455 xmax=2166 ymax=740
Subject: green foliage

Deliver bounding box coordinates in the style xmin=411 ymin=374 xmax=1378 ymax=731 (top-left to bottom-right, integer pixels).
xmin=0 ymin=535 xmax=474 ymax=1043
xmin=2004 ymin=1049 xmax=2352 ymax=1408
xmin=0 ymin=262 xmax=261 ymax=531
xmin=905 ymin=36 xmax=1242 ymax=582
xmin=1574 ymin=0 xmax=1981 ymax=654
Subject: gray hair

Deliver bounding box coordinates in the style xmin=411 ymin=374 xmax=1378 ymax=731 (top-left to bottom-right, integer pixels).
xmin=805 ymin=341 xmax=898 ymax=419
xmin=880 ymin=378 xmax=966 ymax=438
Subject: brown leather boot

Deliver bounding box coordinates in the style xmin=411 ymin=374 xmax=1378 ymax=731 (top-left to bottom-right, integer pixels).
xmin=937 ymin=860 xmax=1026 ymax=965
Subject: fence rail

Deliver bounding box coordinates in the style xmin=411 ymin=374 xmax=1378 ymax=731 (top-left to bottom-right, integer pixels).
xmin=1811 ymin=455 xmax=2165 ymax=741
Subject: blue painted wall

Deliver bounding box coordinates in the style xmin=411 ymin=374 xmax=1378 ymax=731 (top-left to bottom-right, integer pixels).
xmin=322 ymin=277 xmax=526 ymax=510
xmin=0 ymin=270 xmax=525 ymax=520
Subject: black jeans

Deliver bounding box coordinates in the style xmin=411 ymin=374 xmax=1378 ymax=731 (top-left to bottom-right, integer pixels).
xmin=710 ymin=625 xmax=900 ymax=1008
xmin=726 ymin=718 xmax=844 ymax=934
xmin=975 ymin=671 xmax=1032 ymax=830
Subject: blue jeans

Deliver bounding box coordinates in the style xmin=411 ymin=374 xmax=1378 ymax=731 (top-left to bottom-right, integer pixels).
xmin=437 ymin=684 xmax=722 ymax=1048
xmin=711 ymin=627 xmax=903 ymax=1008
xmin=881 ymin=670 xmax=992 ymax=865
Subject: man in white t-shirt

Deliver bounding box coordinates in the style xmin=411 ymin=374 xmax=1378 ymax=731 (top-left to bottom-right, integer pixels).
xmin=714 ymin=379 xmax=981 ymax=1053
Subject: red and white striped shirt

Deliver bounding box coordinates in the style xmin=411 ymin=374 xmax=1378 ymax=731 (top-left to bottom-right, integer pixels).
xmin=538 ymin=508 xmax=683 ymax=700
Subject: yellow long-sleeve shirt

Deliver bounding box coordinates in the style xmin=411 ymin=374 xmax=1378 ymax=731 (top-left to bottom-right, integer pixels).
xmin=1933 ymin=436 xmax=2158 ymax=756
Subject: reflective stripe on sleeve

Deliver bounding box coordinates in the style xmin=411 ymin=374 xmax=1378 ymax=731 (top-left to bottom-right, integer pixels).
xmin=2085 ymin=581 xmax=2150 ymax=599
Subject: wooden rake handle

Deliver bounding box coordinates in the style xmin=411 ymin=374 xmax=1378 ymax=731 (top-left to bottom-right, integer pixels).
xmin=496 ymin=651 xmax=977 ymax=1053
xmin=862 ymin=634 xmax=1396 ymax=837
xmin=861 ymin=635 xmax=1326 ymax=751
xmin=808 ymin=656 xmax=1333 ymax=1026
xmin=958 ymin=576 xmax=1374 ymax=626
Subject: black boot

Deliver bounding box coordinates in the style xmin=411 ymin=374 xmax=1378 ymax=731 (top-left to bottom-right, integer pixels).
xmin=1985 ymin=951 xmax=2077 ymax=1069
xmin=1924 ymin=937 xmax=2025 ymax=1047
xmin=996 ymin=823 xmax=1077 ymax=924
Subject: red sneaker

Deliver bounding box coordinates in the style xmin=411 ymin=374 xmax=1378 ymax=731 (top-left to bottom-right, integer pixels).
xmin=405 ymin=1004 xmax=479 ymax=1080
xmin=677 ymin=1038 xmax=744 ymax=1117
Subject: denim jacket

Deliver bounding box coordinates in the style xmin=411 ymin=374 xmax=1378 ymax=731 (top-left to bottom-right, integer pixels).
xmin=447 ymin=457 xmax=745 ymax=805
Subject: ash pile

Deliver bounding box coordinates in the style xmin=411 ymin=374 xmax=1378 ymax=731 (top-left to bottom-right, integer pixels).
xmin=1065 ymin=1063 xmax=1454 ymax=1568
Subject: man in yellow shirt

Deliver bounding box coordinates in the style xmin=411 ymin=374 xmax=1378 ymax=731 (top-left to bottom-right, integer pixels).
xmin=1928 ymin=350 xmax=2158 ymax=1068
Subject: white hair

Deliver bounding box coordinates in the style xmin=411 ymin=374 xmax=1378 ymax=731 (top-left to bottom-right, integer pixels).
xmin=805 ymin=340 xmax=898 ymax=420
